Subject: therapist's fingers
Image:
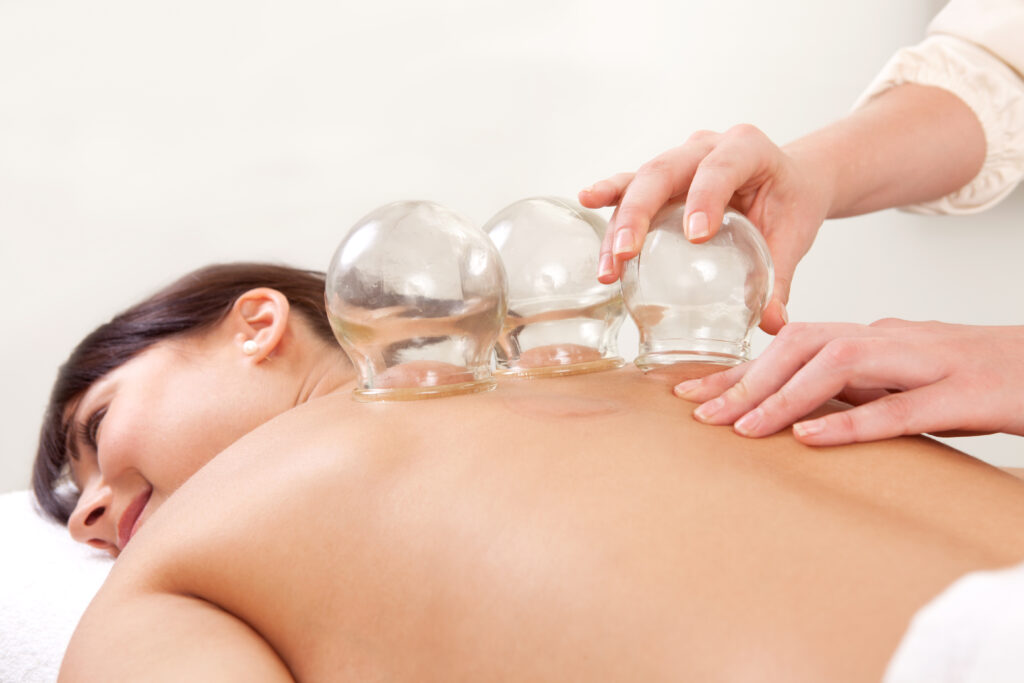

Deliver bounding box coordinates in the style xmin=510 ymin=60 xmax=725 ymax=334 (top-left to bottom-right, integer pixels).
xmin=599 ymin=135 xmax=722 ymax=278
xmin=681 ymin=124 xmax=823 ymax=336
xmin=673 ymin=363 xmax=751 ymax=403
xmin=758 ymin=244 xmax=801 ymax=335
xmin=597 ymin=204 xmax=621 ymax=283
xmin=755 ymin=186 xmax=832 ymax=335
xmin=682 ymin=124 xmax=780 ymax=245
xmin=611 ymin=145 xmax=710 ymax=259
xmin=791 ymin=382 xmax=963 ymax=446
xmin=759 ymin=293 xmax=789 ymax=336
xmin=730 ymin=336 xmax=946 ymax=438
xmin=579 ymin=172 xmax=635 ymax=209
xmin=677 ymin=319 xmax=1024 ymax=442
xmin=611 ymin=145 xmax=707 ymax=256
xmin=836 ymin=387 xmax=893 ymax=406
xmin=581 ymin=173 xmax=635 ymax=282
xmin=683 ymin=323 xmax=870 ymax=425
xmin=869 ymin=317 xmax=916 ymax=329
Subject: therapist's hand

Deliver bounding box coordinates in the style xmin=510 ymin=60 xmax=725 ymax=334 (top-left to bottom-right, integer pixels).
xmin=672 ymin=319 xmax=1024 ymax=445
xmin=580 ymin=124 xmax=831 ymax=334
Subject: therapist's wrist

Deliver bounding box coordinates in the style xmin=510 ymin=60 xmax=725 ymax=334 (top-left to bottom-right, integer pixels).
xmin=785 ymin=84 xmax=986 ymax=220
xmin=780 ymin=136 xmax=842 ymax=223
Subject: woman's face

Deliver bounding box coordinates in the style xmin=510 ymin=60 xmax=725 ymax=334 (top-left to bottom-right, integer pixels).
xmin=66 ymin=335 xmax=286 ymax=557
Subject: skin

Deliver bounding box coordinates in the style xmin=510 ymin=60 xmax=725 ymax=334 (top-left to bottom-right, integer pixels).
xmin=67 ymin=288 xmax=351 ymax=555
xmin=577 ymin=83 xmax=1012 ymax=446
xmin=677 ymin=319 xmax=1024 ymax=446
xmin=60 ymin=291 xmax=1024 ymax=682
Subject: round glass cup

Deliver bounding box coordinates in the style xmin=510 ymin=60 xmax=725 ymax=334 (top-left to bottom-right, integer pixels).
xmin=621 ymin=201 xmax=773 ymax=369
xmin=326 ymin=200 xmax=508 ymax=400
xmin=483 ymin=196 xmax=625 ymax=378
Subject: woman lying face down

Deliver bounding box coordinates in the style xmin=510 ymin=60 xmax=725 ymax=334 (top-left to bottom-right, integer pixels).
xmin=37 ymin=262 xmax=1024 ymax=682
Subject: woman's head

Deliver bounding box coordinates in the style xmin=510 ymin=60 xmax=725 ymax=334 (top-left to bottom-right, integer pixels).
xmin=34 ymin=262 xmax=345 ymax=552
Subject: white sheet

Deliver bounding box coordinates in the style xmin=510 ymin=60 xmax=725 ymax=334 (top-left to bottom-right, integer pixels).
xmin=884 ymin=558 xmax=1024 ymax=683
xmin=0 ymin=490 xmax=112 ymax=682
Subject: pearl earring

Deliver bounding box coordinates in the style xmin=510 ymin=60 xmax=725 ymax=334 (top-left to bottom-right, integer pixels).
xmin=242 ymin=340 xmax=259 ymax=356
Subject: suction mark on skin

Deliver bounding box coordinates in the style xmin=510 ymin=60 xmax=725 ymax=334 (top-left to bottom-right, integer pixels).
xmin=501 ymin=393 xmax=623 ymax=420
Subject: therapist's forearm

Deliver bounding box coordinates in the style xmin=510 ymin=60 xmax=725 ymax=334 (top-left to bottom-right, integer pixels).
xmin=783 ymin=83 xmax=986 ymax=219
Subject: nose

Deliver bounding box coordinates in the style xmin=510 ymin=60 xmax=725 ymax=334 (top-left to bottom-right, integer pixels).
xmin=68 ymin=479 xmax=118 ymax=555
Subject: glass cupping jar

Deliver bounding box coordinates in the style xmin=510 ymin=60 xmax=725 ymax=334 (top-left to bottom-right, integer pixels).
xmin=621 ymin=200 xmax=773 ymax=368
xmin=326 ymin=200 xmax=508 ymax=400
xmin=483 ymin=197 xmax=625 ymax=377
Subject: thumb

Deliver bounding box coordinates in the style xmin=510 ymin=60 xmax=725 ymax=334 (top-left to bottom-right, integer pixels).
xmin=758 ymin=273 xmax=792 ymax=335
xmin=759 ymin=295 xmax=788 ymax=335
xmin=757 ymin=226 xmax=810 ymax=335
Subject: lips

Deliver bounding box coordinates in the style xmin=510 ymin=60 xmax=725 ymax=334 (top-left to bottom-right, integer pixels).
xmin=117 ymin=487 xmax=153 ymax=550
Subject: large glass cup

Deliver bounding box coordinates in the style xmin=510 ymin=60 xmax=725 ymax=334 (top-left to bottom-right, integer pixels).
xmin=621 ymin=201 xmax=773 ymax=369
xmin=483 ymin=197 xmax=625 ymax=377
xmin=326 ymin=200 xmax=508 ymax=400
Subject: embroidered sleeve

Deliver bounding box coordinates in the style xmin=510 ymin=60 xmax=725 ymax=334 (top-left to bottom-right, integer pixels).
xmin=853 ymin=34 xmax=1024 ymax=215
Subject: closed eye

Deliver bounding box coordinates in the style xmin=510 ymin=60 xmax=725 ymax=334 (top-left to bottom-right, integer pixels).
xmin=82 ymin=406 xmax=108 ymax=451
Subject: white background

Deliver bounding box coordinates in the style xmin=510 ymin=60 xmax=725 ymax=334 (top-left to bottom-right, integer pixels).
xmin=1 ymin=0 xmax=1021 ymax=494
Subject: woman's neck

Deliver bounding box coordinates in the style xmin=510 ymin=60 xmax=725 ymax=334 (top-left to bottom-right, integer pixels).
xmin=294 ymin=345 xmax=357 ymax=405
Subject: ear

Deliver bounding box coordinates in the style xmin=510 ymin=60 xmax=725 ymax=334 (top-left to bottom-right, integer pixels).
xmin=228 ymin=288 xmax=291 ymax=362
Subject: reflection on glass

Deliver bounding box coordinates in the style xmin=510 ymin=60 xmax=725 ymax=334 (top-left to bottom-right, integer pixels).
xmin=621 ymin=200 xmax=773 ymax=369
xmin=326 ymin=200 xmax=508 ymax=400
xmin=483 ymin=197 xmax=625 ymax=377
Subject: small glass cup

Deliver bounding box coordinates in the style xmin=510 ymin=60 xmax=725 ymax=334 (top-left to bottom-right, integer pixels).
xmin=325 ymin=200 xmax=508 ymax=400
xmin=621 ymin=200 xmax=773 ymax=369
xmin=483 ymin=196 xmax=625 ymax=377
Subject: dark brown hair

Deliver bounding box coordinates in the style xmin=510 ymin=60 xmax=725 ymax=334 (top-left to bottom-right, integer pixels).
xmin=33 ymin=262 xmax=337 ymax=524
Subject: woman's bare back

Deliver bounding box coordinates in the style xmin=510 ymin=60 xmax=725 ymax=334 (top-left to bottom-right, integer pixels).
xmin=62 ymin=366 xmax=1024 ymax=682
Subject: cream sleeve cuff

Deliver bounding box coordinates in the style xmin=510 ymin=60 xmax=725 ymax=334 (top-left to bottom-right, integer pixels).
xmin=852 ymin=35 xmax=1024 ymax=215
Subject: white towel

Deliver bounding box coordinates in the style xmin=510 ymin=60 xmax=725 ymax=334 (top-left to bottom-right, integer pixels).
xmin=0 ymin=490 xmax=112 ymax=683
xmin=884 ymin=559 xmax=1024 ymax=683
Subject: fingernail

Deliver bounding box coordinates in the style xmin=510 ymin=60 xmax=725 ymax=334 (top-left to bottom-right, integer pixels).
xmin=694 ymin=397 xmax=724 ymax=422
xmin=598 ymin=252 xmax=614 ymax=279
xmin=780 ymin=305 xmax=789 ymax=326
xmin=734 ymin=408 xmax=762 ymax=436
xmin=581 ymin=185 xmax=595 ymax=195
xmin=794 ymin=418 xmax=825 ymax=437
xmin=687 ymin=212 xmax=709 ymax=240
xmin=613 ymin=230 xmax=634 ymax=256
xmin=674 ymin=379 xmax=700 ymax=398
